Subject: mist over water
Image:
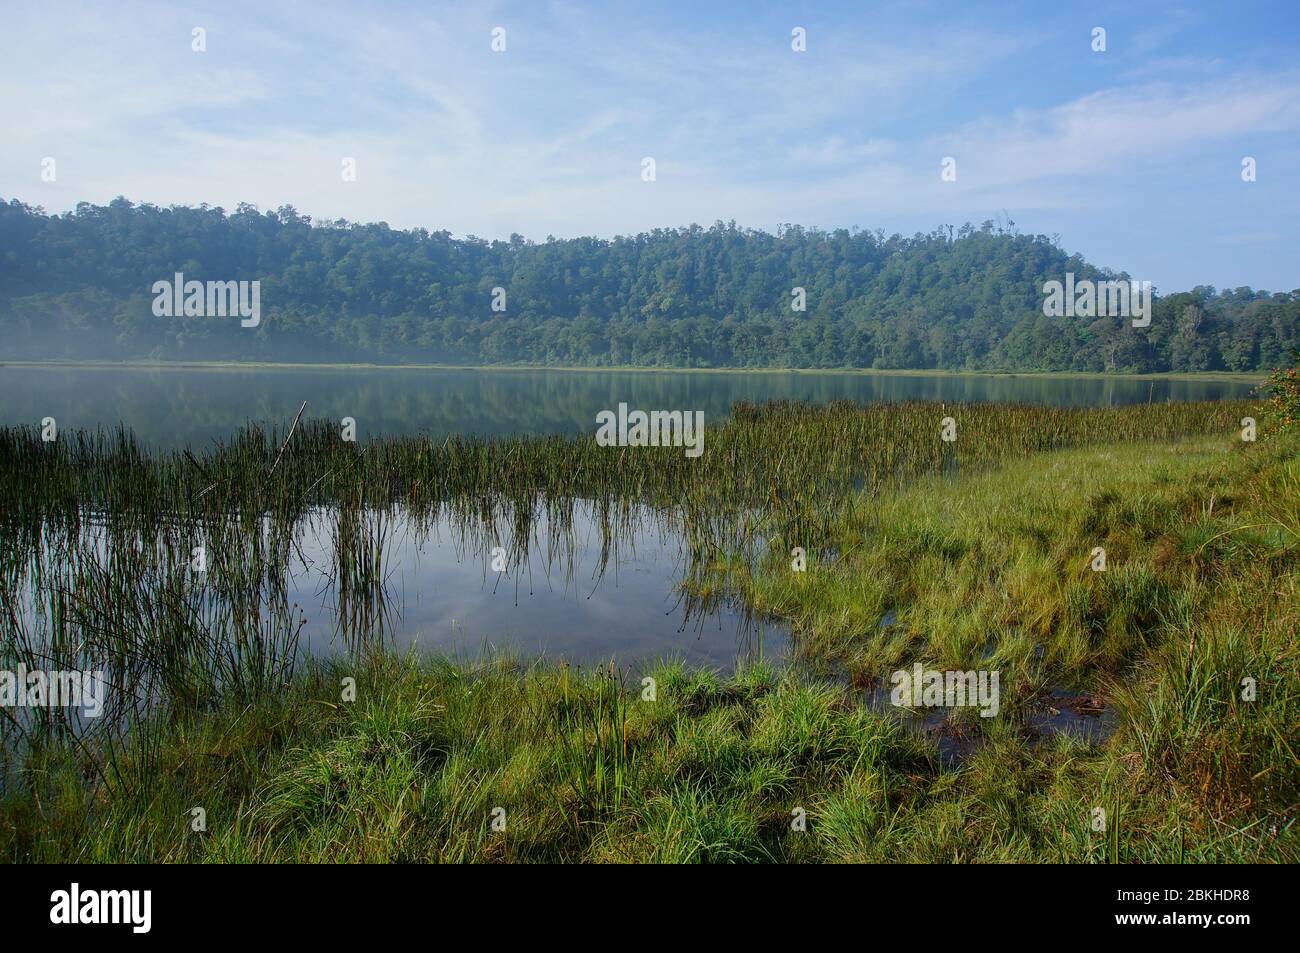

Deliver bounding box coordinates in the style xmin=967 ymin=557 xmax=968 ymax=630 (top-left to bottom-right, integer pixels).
xmin=0 ymin=365 xmax=1257 ymax=449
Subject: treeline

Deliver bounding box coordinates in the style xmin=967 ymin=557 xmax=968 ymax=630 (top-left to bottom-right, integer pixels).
xmin=1 ymin=197 xmax=1296 ymax=371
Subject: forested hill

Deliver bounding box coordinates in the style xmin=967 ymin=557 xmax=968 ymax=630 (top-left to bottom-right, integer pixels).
xmin=1 ymin=197 xmax=1295 ymax=371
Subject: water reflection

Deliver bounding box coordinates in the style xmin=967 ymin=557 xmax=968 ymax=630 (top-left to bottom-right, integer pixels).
xmin=0 ymin=365 xmax=1259 ymax=449
xmin=1 ymin=496 xmax=784 ymax=743
xmin=285 ymin=500 xmax=779 ymax=667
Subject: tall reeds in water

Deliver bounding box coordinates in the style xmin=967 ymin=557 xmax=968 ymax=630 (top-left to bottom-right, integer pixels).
xmin=0 ymin=399 xmax=1254 ymax=763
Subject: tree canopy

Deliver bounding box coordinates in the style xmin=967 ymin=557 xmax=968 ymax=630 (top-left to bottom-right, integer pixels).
xmin=1 ymin=197 xmax=1295 ymax=371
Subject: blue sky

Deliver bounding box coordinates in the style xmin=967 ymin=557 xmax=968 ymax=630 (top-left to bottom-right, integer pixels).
xmin=3 ymin=0 xmax=1298 ymax=291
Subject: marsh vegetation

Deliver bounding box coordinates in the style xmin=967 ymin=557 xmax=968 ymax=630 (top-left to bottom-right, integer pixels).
xmin=1 ymin=397 xmax=1295 ymax=862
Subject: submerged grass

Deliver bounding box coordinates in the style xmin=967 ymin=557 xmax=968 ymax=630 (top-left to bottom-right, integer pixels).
xmin=1 ymin=398 xmax=1296 ymax=862
xmin=0 ymin=399 xmax=1256 ymax=536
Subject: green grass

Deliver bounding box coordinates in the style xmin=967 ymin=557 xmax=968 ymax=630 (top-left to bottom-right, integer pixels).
xmin=0 ymin=399 xmax=1258 ymax=741
xmin=2 ymin=404 xmax=1296 ymax=863
xmin=0 ymin=399 xmax=1257 ymax=545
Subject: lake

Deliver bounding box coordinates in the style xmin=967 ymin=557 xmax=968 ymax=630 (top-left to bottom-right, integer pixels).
xmin=0 ymin=364 xmax=1259 ymax=448
xmin=8 ymin=500 xmax=777 ymax=676
xmin=0 ymin=364 xmax=1259 ymax=674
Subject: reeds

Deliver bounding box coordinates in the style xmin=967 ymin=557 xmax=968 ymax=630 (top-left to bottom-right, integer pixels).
xmin=2 ymin=397 xmax=1295 ymax=863
xmin=1 ymin=399 xmax=1254 ymax=545
xmin=0 ymin=399 xmax=1256 ymax=776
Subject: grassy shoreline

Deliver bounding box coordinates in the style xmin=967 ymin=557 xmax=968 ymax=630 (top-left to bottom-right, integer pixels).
xmin=2 ymin=401 xmax=1295 ymax=862
xmin=0 ymin=358 xmax=1270 ymax=384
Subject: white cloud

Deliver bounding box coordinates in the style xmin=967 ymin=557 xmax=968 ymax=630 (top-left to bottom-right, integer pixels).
xmin=0 ymin=1 xmax=1296 ymax=288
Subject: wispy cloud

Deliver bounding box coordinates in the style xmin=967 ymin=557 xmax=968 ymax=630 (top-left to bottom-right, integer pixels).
xmin=1 ymin=0 xmax=1296 ymax=288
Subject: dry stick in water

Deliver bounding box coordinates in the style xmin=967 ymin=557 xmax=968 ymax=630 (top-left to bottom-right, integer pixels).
xmin=182 ymin=448 xmax=224 ymax=502
xmin=268 ymin=401 xmax=308 ymax=478
xmin=195 ymin=401 xmax=307 ymax=500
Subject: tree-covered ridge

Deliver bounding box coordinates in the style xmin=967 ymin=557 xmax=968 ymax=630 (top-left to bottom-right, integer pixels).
xmin=1 ymin=197 xmax=1295 ymax=371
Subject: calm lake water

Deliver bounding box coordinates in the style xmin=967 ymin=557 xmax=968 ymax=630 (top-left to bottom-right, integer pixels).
xmin=0 ymin=364 xmax=1258 ymax=448
xmin=1 ymin=364 xmax=1257 ymax=673
xmin=284 ymin=502 xmax=777 ymax=669
xmin=10 ymin=501 xmax=776 ymax=673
